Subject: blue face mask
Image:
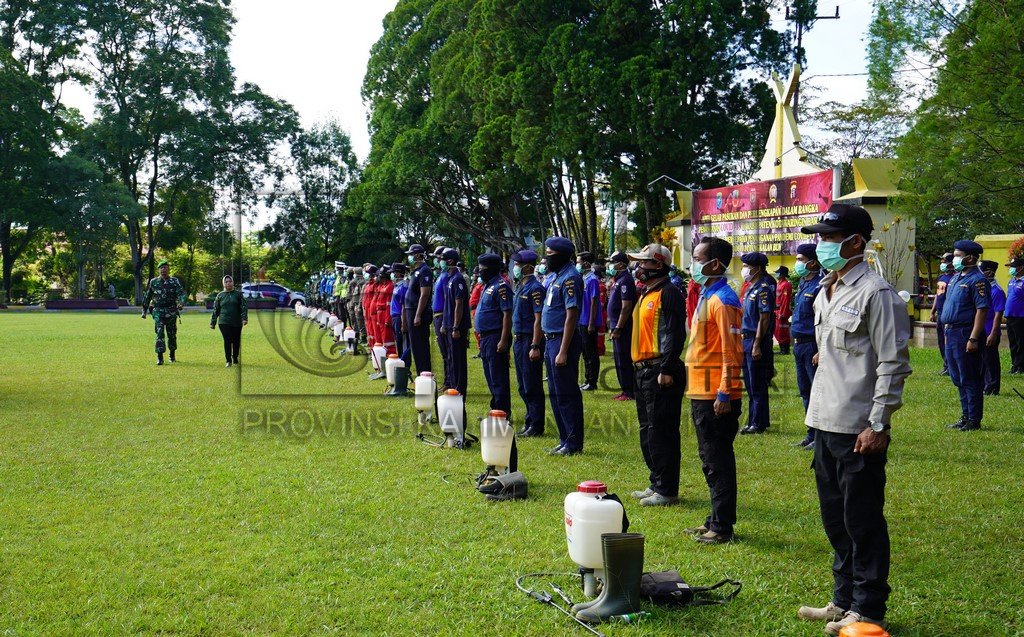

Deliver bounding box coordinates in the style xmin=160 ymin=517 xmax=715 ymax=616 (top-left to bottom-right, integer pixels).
xmin=794 ymin=261 xmax=809 ymax=277
xmin=512 ymin=265 xmax=522 ymax=279
xmin=362 ymin=272 xmax=370 ymax=281
xmin=939 ymin=262 xmax=949 ymax=273
xmin=575 ymin=264 xmax=583 ymax=274
xmin=952 ymin=255 xmax=967 ymax=272
xmin=536 ymin=264 xmax=547 ymax=276
xmin=691 ymin=259 xmax=718 ymax=286
xmin=606 ymin=265 xmax=618 ymax=277
xmin=1010 ymin=267 xmax=1018 ymax=277
xmin=817 ymin=235 xmax=860 ymax=271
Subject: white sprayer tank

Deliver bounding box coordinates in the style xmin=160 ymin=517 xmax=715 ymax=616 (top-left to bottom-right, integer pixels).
xmin=384 ymin=354 xmax=404 ymax=385
xmin=437 ymin=389 xmax=464 ymax=443
xmin=332 ymin=323 xmax=345 ymax=339
xmin=328 ymin=314 xmax=339 ymax=329
xmin=565 ymin=481 xmax=624 ymax=571
xmin=294 ymin=303 xmax=304 ymax=317
xmin=414 ymin=372 xmax=436 ymax=412
xmin=480 ymin=410 xmax=514 ymax=468
xmin=371 ymin=343 xmax=387 ymax=372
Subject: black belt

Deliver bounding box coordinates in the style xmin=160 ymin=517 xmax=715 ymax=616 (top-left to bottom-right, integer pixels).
xmin=514 ymin=333 xmax=531 ymax=340
xmin=634 ymin=357 xmax=665 ymax=370
xmin=544 ymin=332 xmax=561 ymax=340
xmin=944 ymin=323 xmax=971 ymax=330
xmin=741 ymin=331 xmax=757 ymax=337
xmin=479 ymin=329 xmax=499 ymax=337
xmin=793 ymin=336 xmax=814 ymax=344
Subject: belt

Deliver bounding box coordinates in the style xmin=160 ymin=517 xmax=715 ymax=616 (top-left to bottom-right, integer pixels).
xmin=741 ymin=331 xmax=757 ymax=337
xmin=544 ymin=332 xmax=562 ymax=340
xmin=793 ymin=336 xmax=815 ymax=344
xmin=433 ymin=312 xmax=443 ymax=317
xmin=944 ymin=323 xmax=972 ymax=329
xmin=514 ymin=333 xmax=531 ymax=340
xmin=634 ymin=357 xmax=664 ymax=370
xmin=479 ymin=329 xmax=499 ymax=337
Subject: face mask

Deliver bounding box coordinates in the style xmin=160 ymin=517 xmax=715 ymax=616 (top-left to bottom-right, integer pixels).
xmin=512 ymin=265 xmax=522 ymax=279
xmin=691 ymin=259 xmax=718 ymax=287
xmin=952 ymin=255 xmax=967 ymax=272
xmin=606 ymin=265 xmax=618 ymax=277
xmin=536 ymin=264 xmax=547 ymax=276
xmin=817 ymin=235 xmax=860 ymax=271
xmin=575 ymin=264 xmax=584 ymax=274
xmin=939 ymin=262 xmax=949 ymax=273
xmin=363 ymin=272 xmax=371 ymax=281
xmin=741 ymin=266 xmax=752 ymax=282
xmin=407 ymin=254 xmax=415 ymax=265
xmin=1011 ymin=267 xmax=1018 ymax=277
xmin=547 ymin=253 xmax=570 ymax=272
xmin=794 ymin=261 xmax=809 ymax=277
xmin=635 ymin=263 xmax=667 ymax=283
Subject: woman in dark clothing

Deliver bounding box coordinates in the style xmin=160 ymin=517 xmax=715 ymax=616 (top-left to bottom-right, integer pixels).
xmin=210 ymin=275 xmax=248 ymax=367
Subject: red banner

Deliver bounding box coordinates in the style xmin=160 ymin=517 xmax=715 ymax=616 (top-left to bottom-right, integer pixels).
xmin=691 ymin=169 xmax=834 ymax=256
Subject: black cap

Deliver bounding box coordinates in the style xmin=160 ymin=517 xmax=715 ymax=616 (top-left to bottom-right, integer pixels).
xmin=979 ymin=260 xmax=998 ymax=272
xmin=391 ymin=262 xmax=408 ymax=274
xmin=801 ymin=203 xmax=874 ymax=239
xmin=796 ymin=244 xmax=817 ymax=259
xmin=1006 ymin=257 xmax=1024 ymax=268
xmin=740 ymin=252 xmax=769 ymax=267
xmin=441 ymin=248 xmax=459 ymax=262
xmin=577 ymin=251 xmax=594 ymax=263
xmin=405 ymin=243 xmax=426 ymax=255
xmin=941 ymin=252 xmax=954 ymax=262
xmin=774 ymin=265 xmax=789 ymax=276
xmin=477 ymin=253 xmax=503 ymax=269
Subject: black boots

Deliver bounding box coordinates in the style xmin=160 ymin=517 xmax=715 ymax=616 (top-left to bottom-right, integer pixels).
xmin=157 ymin=353 xmax=164 ymax=365
xmin=573 ymin=533 xmax=645 ymax=623
xmin=385 ymin=366 xmax=410 ymax=396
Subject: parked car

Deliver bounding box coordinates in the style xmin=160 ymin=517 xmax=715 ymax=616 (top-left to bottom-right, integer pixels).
xmin=240 ymin=282 xmax=305 ymax=308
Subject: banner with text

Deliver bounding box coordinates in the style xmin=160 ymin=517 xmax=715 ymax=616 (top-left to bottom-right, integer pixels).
xmin=691 ymin=169 xmax=834 ymax=256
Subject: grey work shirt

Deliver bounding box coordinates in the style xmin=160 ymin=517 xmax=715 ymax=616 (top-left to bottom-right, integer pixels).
xmin=807 ymin=261 xmax=912 ymax=434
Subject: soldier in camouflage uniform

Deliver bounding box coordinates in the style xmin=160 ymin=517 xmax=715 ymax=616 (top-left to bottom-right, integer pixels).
xmin=141 ymin=259 xmax=186 ymax=365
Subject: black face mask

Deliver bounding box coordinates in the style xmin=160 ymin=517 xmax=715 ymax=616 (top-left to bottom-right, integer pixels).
xmin=479 ymin=266 xmax=498 ymax=281
xmin=547 ymin=252 xmax=571 ymax=272
xmin=635 ymin=264 xmax=668 ymax=283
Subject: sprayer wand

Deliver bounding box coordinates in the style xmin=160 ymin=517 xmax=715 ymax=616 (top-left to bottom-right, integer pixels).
xmin=516 ymin=573 xmax=604 ymax=637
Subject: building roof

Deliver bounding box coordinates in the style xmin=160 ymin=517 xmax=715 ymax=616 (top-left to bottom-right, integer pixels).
xmin=835 ymin=158 xmax=902 ymax=202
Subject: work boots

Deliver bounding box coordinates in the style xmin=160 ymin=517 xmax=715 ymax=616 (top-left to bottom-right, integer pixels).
xmin=385 ymin=366 xmax=410 ymax=396
xmin=575 ymin=533 xmax=645 ymax=624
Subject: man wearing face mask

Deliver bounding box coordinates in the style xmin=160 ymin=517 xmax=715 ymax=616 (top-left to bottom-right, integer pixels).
xmin=607 ymin=251 xmax=637 ymax=401
xmin=346 ymin=267 xmax=363 ymax=347
xmin=541 ymin=236 xmax=586 ymax=455
xmin=576 ymin=252 xmax=602 ymax=391
xmin=390 ymin=263 xmax=411 ymax=366
xmin=790 ymin=243 xmax=824 ymax=450
xmin=475 ymin=253 xmax=515 ymax=421
xmin=1006 ymin=257 xmax=1024 ymax=375
xmin=510 ymin=250 xmax=546 ymax=436
xmin=430 ymin=247 xmax=450 ymax=384
xmin=979 ymin=260 xmax=1005 ymax=396
xmin=940 ymin=240 xmax=990 ymax=431
xmin=403 ymin=243 xmax=435 ymax=376
xmin=774 ymin=265 xmax=793 ymax=355
xmin=375 ymin=265 xmax=396 ymax=357
xmin=739 ymin=251 xmax=776 ymax=434
xmin=930 ymin=252 xmax=955 ymax=375
xmin=627 ymin=244 xmax=686 ymax=507
xmin=684 ymin=236 xmax=744 ymax=543
xmin=441 ymin=248 xmax=470 ymax=395
xmin=797 ymin=204 xmax=911 ymax=636
xmin=361 ymin=264 xmax=379 ymax=356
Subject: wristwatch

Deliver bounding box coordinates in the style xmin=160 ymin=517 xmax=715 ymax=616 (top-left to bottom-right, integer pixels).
xmin=869 ymin=421 xmax=891 ymax=433
xmin=530 ymin=343 xmax=542 ymax=351
xmin=967 ymin=337 xmax=979 ymax=343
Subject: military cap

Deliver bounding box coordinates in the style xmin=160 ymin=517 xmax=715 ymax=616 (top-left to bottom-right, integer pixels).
xmin=802 ymin=203 xmax=873 ymax=239
xmin=442 ymin=248 xmax=460 ymax=262
xmin=544 ymin=236 xmax=576 ymax=254
xmin=477 ymin=253 xmax=503 ymax=269
xmin=157 ymin=259 xmax=169 ymax=268
xmin=405 ymin=243 xmax=426 ymax=255
xmin=796 ymin=244 xmax=818 ymax=259
xmin=511 ymin=249 xmax=538 ymax=264
xmin=740 ymin=252 xmax=769 ymax=267
xmin=953 ymin=240 xmax=983 ymax=256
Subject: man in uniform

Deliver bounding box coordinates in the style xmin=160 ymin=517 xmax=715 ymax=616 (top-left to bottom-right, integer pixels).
xmin=685 ymin=236 xmax=744 ymax=544
xmin=349 ymin=266 xmax=366 ymax=345
xmin=739 ymin=252 xmax=776 ymax=434
xmin=980 ymin=260 xmax=1005 ymax=395
xmin=375 ymin=265 xmax=396 ymax=356
xmin=606 ymin=251 xmax=637 ymax=401
xmin=141 ymin=259 xmax=186 ymax=365
xmin=334 ymin=262 xmax=348 ymax=325
xmin=940 ymin=240 xmax=990 ymax=431
xmin=774 ymin=265 xmax=793 ymax=355
xmin=791 ymin=244 xmax=825 ymax=450
xmin=390 ymin=263 xmax=410 ymax=366
xmin=441 ymin=248 xmax=469 ymax=394
xmin=404 ymin=243 xmax=434 ymax=375
xmin=431 ymin=246 xmax=450 ymax=385
xmin=796 ymin=204 xmax=911 ymax=636
xmin=541 ymin=236 xmax=585 ymax=456
xmin=1006 ymin=257 xmax=1024 ymax=374
xmin=930 ymin=252 xmax=955 ymax=375
xmin=627 ymin=244 xmax=686 ymax=507
xmin=474 ymin=253 xmax=514 ymax=419
xmin=577 ymin=251 xmax=602 ymax=391
xmin=510 ymin=250 xmax=546 ymax=437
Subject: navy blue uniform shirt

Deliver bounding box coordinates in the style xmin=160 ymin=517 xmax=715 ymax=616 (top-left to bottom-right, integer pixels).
xmin=934 ymin=272 xmax=953 ymax=313
xmin=541 ymin=264 xmax=584 ymax=334
xmin=404 ymin=262 xmax=434 ymax=313
xmin=742 ymin=275 xmax=777 ymax=334
xmin=791 ymin=271 xmax=824 ymax=338
xmin=474 ymin=275 xmax=513 ymax=333
xmin=513 ymin=275 xmax=544 ymax=334
xmin=606 ymin=270 xmax=637 ymax=329
xmin=443 ymin=269 xmax=471 ymax=331
xmin=940 ymin=268 xmax=990 ymax=326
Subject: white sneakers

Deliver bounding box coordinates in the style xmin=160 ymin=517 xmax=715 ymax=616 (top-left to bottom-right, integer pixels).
xmin=824 ymin=611 xmax=887 ymax=636
xmin=798 ymin=604 xmax=887 ymax=636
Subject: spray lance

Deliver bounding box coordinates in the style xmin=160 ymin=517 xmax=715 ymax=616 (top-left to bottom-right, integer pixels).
xmin=515 ymin=573 xmax=605 ymax=637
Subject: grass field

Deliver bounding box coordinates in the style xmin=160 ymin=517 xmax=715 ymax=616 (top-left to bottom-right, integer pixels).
xmin=1 ymin=310 xmax=1023 ymax=636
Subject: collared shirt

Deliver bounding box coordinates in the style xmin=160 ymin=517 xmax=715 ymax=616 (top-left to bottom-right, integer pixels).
xmin=685 ymin=278 xmax=744 ymax=401
xmin=791 ymin=271 xmax=824 ymax=338
xmin=1005 ymin=276 xmax=1024 ymax=318
xmin=984 ymin=281 xmax=1006 ymax=335
xmin=630 ymin=278 xmax=685 ymax=372
xmin=607 ymin=270 xmax=637 ymax=330
xmin=579 ymin=271 xmax=603 ymax=327
xmin=443 ymin=269 xmax=471 ymax=331
xmin=432 ymin=270 xmax=449 ymax=313
xmin=541 ymin=263 xmax=584 ymax=334
xmin=143 ymin=276 xmax=185 ymax=310
xmin=807 ymin=262 xmax=912 ymax=433
xmin=939 ymin=268 xmax=990 ymax=326
xmin=934 ymin=272 xmax=953 ymax=312
xmin=404 ymin=262 xmax=433 ymax=313
xmin=391 ymin=280 xmax=408 ymax=317
xmin=350 ymin=279 xmax=363 ymax=303
xmin=513 ymin=275 xmax=544 ymax=334
xmin=775 ymin=278 xmax=793 ymax=320
xmin=474 ymin=275 xmax=513 ymax=333
xmin=741 ymin=275 xmax=776 ymax=334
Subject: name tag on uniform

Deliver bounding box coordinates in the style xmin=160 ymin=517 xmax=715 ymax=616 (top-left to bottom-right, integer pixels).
xmin=546 ymin=288 xmax=554 ymax=306
xmin=840 ymin=305 xmax=860 ymax=316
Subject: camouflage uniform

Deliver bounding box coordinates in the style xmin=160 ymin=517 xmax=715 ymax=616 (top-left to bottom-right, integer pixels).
xmin=350 ymin=275 xmax=366 ymax=343
xmin=142 ymin=276 xmax=186 ymax=355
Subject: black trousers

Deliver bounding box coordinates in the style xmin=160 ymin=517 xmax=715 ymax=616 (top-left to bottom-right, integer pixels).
xmin=445 ymin=330 xmax=468 ymax=395
xmin=1006 ymin=316 xmax=1024 ymax=371
xmin=936 ymin=318 xmax=947 ymax=369
xmin=635 ymin=363 xmax=684 ymax=497
xmin=813 ymin=430 xmax=890 ymax=620
xmin=406 ymin=310 xmax=432 ymax=375
xmin=612 ymin=322 xmax=635 ymax=397
xmin=579 ymin=328 xmax=599 ymax=386
xmin=983 ymin=332 xmax=1001 ymax=393
xmin=691 ymin=398 xmax=741 ymax=534
xmin=219 ymin=324 xmax=242 ymax=362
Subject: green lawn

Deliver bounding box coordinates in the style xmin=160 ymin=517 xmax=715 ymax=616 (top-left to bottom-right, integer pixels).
xmin=1 ymin=311 xmax=1022 ymax=636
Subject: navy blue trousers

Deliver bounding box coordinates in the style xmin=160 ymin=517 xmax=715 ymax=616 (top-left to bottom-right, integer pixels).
xmin=544 ymin=332 xmax=584 ymax=451
xmin=794 ymin=338 xmax=818 ymax=441
xmin=513 ymin=337 xmax=545 ymax=433
xmin=445 ymin=329 xmax=468 ymax=396
xmin=406 ymin=309 xmax=432 ymax=375
xmin=433 ymin=314 xmax=447 ymax=383
xmin=945 ymin=326 xmax=985 ymax=422
xmin=612 ymin=323 xmax=635 ymax=397
xmin=742 ymin=335 xmax=773 ymax=430
xmin=392 ymin=315 xmax=410 ymax=367
xmin=480 ymin=331 xmax=512 ymax=418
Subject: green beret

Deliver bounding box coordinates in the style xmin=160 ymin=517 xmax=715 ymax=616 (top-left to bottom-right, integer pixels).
xmin=157 ymin=259 xmax=169 ymax=268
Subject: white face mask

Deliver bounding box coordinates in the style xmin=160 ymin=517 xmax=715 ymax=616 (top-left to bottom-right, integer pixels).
xmin=741 ymin=266 xmax=752 ymax=282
